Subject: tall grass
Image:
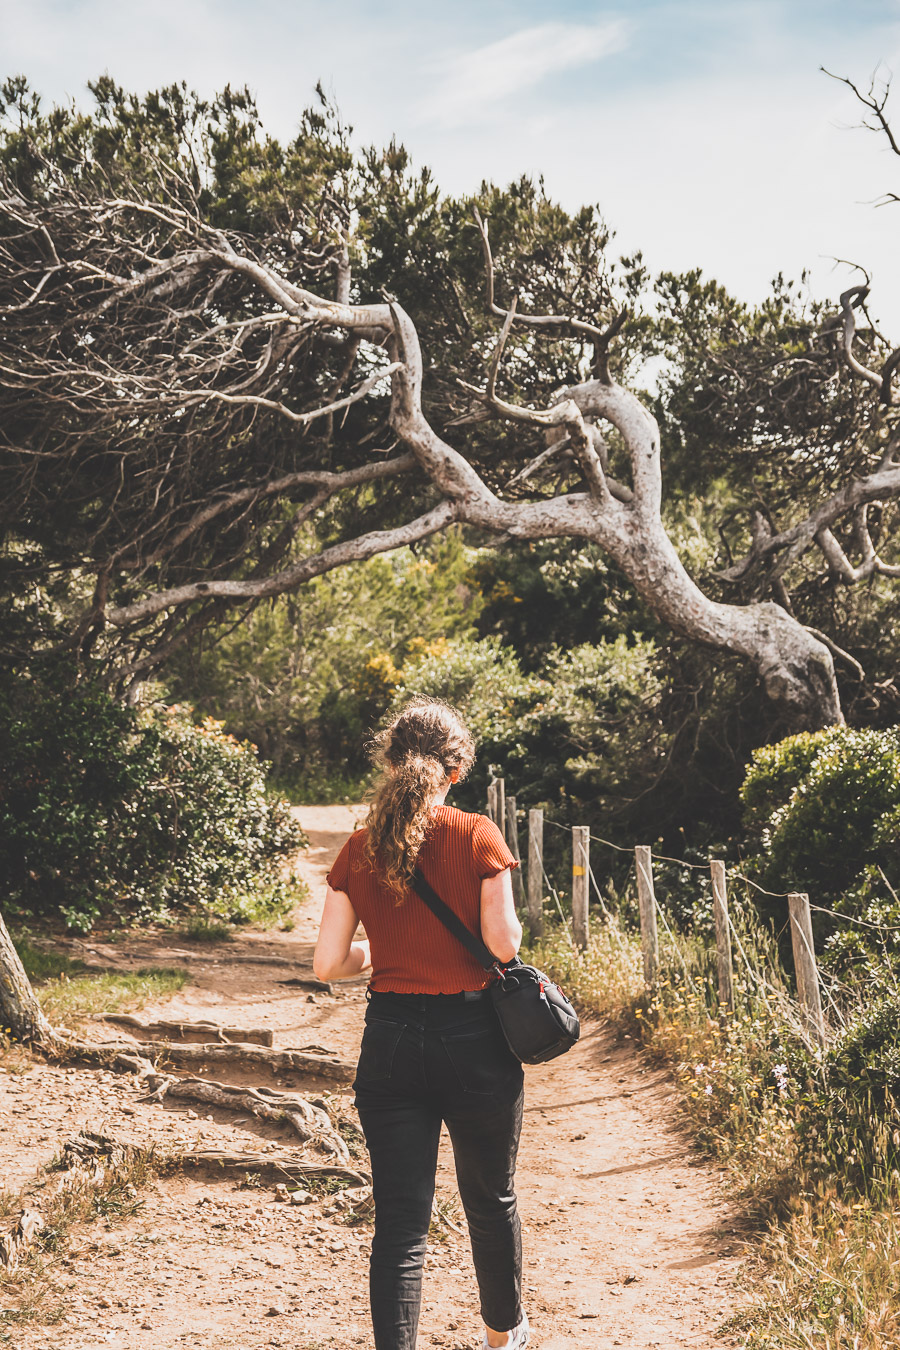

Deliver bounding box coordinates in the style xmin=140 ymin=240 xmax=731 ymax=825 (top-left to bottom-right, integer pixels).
xmin=0 ymin=1141 xmax=161 ymax=1327
xmin=528 ymin=895 xmax=900 ymax=1349
xmin=523 ymin=921 xmax=643 ymax=1018
xmin=727 ymin=1185 xmax=900 ymax=1348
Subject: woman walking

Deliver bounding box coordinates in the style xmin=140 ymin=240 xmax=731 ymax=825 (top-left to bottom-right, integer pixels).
xmin=314 ymin=697 xmax=529 ymax=1350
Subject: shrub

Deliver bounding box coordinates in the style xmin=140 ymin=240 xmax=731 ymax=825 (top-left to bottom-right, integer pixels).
xmin=391 ymin=632 xmax=670 ymax=832
xmin=798 ymin=997 xmax=900 ymax=1190
xmin=741 ymin=727 xmax=900 ymax=902
xmin=0 ymin=675 xmax=305 ymax=931
xmin=391 ymin=635 xmax=537 ymax=747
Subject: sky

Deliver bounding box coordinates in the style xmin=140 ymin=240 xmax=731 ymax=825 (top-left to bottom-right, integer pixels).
xmin=3 ymin=0 xmax=900 ymax=325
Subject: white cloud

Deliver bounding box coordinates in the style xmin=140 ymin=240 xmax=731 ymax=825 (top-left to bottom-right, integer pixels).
xmin=424 ymin=17 xmax=629 ymax=127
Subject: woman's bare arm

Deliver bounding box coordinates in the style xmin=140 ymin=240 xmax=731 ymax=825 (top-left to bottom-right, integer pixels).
xmin=313 ymin=885 xmax=372 ymax=981
xmin=480 ymin=869 xmax=523 ymax=962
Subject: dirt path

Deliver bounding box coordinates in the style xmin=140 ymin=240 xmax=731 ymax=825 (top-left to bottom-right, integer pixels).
xmin=4 ymin=806 xmax=744 ymax=1349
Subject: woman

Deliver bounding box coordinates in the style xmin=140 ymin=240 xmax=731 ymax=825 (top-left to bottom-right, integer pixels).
xmin=314 ymin=697 xmax=529 ymax=1350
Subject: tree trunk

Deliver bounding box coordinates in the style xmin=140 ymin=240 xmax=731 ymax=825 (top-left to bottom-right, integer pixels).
xmin=0 ymin=910 xmax=54 ymax=1046
xmin=598 ymin=511 xmax=843 ymax=728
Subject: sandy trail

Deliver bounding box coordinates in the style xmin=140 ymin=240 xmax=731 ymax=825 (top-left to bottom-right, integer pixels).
xmin=3 ymin=806 xmax=743 ymax=1350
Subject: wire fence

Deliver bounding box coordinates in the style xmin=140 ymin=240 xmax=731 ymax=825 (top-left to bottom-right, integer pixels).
xmin=489 ymin=778 xmax=899 ymax=1050
xmin=542 ymin=806 xmax=898 ymax=930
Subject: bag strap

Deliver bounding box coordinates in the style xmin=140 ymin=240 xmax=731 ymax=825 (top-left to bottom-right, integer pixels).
xmin=410 ymin=867 xmax=498 ymax=972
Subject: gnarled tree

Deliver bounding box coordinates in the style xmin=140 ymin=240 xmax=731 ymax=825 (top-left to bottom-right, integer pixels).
xmin=1 ymin=77 xmax=899 ymax=735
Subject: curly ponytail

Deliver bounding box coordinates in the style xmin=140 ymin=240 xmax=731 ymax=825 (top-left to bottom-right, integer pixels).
xmin=364 ymin=697 xmax=476 ymax=900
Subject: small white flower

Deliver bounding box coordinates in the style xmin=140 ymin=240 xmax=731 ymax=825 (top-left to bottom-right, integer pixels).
xmin=704 ymin=1084 xmax=713 ymax=1096
xmin=694 ymin=1064 xmax=706 ymax=1074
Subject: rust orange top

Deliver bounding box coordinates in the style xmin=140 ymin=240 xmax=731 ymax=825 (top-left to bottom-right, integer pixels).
xmin=326 ymin=805 xmax=518 ymax=994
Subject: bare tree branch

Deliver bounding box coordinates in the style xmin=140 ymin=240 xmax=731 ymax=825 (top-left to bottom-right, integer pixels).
xmin=458 ymin=297 xmax=610 ymax=500
xmin=826 ymin=285 xmax=895 ymax=398
xmin=822 ymin=66 xmax=900 ymax=158
xmin=106 ymin=500 xmax=460 ymax=626
xmin=128 ymin=453 xmax=418 ymax=570
xmin=716 ymin=458 xmax=900 ymax=583
xmin=472 ymin=206 xmax=627 ymax=379
xmin=181 ymin=362 xmax=403 ymax=425
xmin=814 ymin=524 xmax=900 ymax=582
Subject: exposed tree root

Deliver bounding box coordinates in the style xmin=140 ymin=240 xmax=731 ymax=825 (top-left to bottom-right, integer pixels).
xmin=1 ymin=1133 xmax=157 ymax=1274
xmin=45 ymin=1029 xmax=156 ymax=1076
xmin=121 ymin=1039 xmax=353 ymax=1080
xmin=140 ymin=1072 xmax=351 ymax=1162
xmin=67 ymin=939 xmax=303 ymax=968
xmin=46 ymin=1031 xmax=353 ymax=1082
xmin=56 ymin=1130 xmax=154 ymax=1181
xmin=181 ymin=1147 xmax=369 ymax=1186
xmin=91 ymin=1014 xmax=275 ymax=1046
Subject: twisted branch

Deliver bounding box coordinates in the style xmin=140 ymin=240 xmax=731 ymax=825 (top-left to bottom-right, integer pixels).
xmin=473 ymin=206 xmax=628 ymax=380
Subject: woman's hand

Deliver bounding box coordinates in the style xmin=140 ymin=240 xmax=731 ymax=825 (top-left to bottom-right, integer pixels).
xmin=480 ymin=868 xmax=522 ymax=963
xmin=314 ymin=886 xmax=372 ymax=981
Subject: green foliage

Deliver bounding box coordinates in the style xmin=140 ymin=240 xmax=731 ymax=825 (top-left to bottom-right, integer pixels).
xmin=392 ymin=634 xmax=537 ymax=746
xmin=167 ymin=529 xmax=483 ymax=793
xmin=3 ymin=69 xmax=900 ymax=896
xmin=470 ymin=539 xmax=651 ymax=671
xmin=741 ymin=727 xmax=900 ymax=901
xmin=2 ymin=933 xmax=188 ymax=1020
xmin=391 ymin=630 xmax=673 ymax=843
xmin=12 ymin=938 xmax=83 ymax=982
xmin=0 ymin=75 xmax=352 ymax=234
xmin=799 ymin=998 xmax=900 ymax=1188
xmin=815 ymin=866 xmax=900 ymax=998
xmin=740 ymin=729 xmax=838 ymax=833
xmin=32 ymin=964 xmax=187 ymax=1023
xmin=653 ymin=268 xmax=886 ymax=503
xmin=0 ymin=673 xmax=305 ymax=931
xmin=517 ymin=636 xmax=666 ymax=797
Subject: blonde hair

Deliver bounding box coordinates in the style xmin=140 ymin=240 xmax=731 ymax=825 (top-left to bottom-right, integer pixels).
xmin=364 ymin=697 xmax=476 ymax=900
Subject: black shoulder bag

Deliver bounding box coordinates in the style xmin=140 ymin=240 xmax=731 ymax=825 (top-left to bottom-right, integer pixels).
xmin=410 ymin=868 xmax=580 ymax=1065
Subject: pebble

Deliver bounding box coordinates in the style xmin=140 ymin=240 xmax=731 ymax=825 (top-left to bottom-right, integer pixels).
xmin=266 ymin=1303 xmax=286 ymax=1316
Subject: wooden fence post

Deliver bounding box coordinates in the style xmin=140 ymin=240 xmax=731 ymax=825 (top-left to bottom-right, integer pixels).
xmin=527 ymin=808 xmax=544 ymax=939
xmin=506 ymin=796 xmax=525 ymax=910
xmin=788 ymin=892 xmax=826 ymax=1047
xmin=486 ymin=779 xmax=498 ymax=825
xmin=710 ymin=859 xmax=734 ymax=1018
xmin=572 ymin=827 xmax=590 ymax=951
xmin=496 ymin=777 xmax=506 ymax=843
xmin=634 ymin=845 xmax=659 ymax=986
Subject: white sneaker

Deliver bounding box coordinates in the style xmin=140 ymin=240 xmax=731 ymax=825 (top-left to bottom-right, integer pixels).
xmin=483 ymin=1311 xmax=529 ymax=1350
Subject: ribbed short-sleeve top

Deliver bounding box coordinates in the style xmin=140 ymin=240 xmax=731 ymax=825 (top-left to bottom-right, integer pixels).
xmin=325 ymin=805 xmax=518 ymax=994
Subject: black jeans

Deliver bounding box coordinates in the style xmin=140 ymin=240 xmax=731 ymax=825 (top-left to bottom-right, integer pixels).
xmin=354 ymin=989 xmax=525 ymax=1350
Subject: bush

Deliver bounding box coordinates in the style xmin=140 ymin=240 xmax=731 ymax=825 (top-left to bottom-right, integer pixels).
xmin=391 ymin=634 xmax=537 ymax=747
xmin=741 ymin=727 xmax=900 ymax=902
xmin=798 ymin=997 xmax=900 ymax=1191
xmin=0 ymin=675 xmax=305 ymax=931
xmin=392 ymin=632 xmax=670 ymax=828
